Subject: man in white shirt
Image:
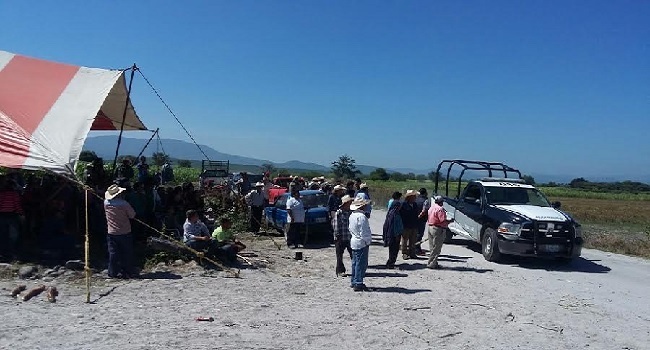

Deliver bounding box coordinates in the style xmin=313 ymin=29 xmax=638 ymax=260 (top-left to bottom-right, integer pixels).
xmin=245 ymin=182 xmax=266 ymax=232
xmin=286 ymin=189 xmax=305 ymax=248
xmin=349 ymin=198 xmax=372 ymax=292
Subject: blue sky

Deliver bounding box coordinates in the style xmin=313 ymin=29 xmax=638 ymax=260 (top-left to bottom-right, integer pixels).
xmin=1 ymin=1 xmax=648 ymax=177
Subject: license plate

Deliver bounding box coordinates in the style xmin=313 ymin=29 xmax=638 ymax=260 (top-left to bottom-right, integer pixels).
xmin=313 ymin=217 xmax=327 ymax=223
xmin=540 ymin=244 xmax=561 ymax=253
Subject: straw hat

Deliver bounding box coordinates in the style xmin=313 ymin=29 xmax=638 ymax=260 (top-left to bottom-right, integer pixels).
xmin=340 ymin=195 xmax=354 ymax=206
xmin=350 ymin=198 xmax=370 ymax=211
xmin=404 ymin=189 xmax=418 ymax=198
xmin=333 ymin=184 xmax=346 ymax=192
xmin=359 ymin=183 xmax=369 ymax=189
xmin=105 ymin=184 xmax=126 ymax=200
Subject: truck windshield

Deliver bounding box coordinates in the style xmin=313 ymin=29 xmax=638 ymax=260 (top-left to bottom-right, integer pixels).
xmin=302 ymin=193 xmax=329 ymax=208
xmin=485 ymin=187 xmax=551 ymax=207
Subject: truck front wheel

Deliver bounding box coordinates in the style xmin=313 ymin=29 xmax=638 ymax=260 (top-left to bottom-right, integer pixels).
xmin=482 ymin=228 xmax=501 ymax=262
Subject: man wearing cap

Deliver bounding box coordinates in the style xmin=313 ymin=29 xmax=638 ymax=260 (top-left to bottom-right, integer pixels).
xmin=427 ymin=196 xmax=454 ymax=269
xmin=400 ymin=190 xmax=420 ymax=259
xmin=245 ymin=182 xmax=266 ymax=233
xmin=354 ymin=183 xmax=372 ymax=218
xmin=349 ymin=197 xmax=372 ymax=291
xmin=332 ymin=195 xmax=354 ymax=276
xmin=104 ymin=184 xmax=137 ymax=279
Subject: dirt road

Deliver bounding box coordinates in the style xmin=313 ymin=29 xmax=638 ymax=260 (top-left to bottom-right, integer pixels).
xmin=1 ymin=209 xmax=649 ymax=349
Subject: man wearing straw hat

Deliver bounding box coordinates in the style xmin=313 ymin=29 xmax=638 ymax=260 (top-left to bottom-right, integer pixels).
xmin=354 ymin=183 xmax=372 ymax=218
xmin=400 ymin=190 xmax=420 ymax=260
xmin=328 ymin=185 xmax=347 ymax=219
xmin=332 ymin=195 xmax=354 ymax=277
xmin=104 ymin=184 xmax=137 ymax=279
xmin=349 ymin=197 xmax=372 ymax=292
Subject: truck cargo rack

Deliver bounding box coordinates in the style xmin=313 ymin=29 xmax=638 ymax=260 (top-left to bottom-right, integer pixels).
xmin=433 ymin=160 xmax=522 ymax=198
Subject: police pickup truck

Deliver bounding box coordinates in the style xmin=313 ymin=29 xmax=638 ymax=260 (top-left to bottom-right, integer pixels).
xmin=434 ymin=160 xmax=583 ymax=262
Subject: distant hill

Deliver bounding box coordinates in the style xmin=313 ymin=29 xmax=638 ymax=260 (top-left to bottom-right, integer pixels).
xmin=83 ymin=136 xmax=649 ymax=183
xmin=84 ymin=136 xmax=333 ymax=173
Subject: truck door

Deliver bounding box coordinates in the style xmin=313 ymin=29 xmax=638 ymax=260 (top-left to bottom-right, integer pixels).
xmin=454 ymin=184 xmax=484 ymax=241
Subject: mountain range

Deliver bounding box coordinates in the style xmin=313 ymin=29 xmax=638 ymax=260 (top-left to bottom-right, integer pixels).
xmin=83 ymin=136 xmax=650 ymax=184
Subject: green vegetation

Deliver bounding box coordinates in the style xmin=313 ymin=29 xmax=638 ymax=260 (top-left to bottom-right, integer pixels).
xmin=331 ymin=154 xmax=360 ymax=179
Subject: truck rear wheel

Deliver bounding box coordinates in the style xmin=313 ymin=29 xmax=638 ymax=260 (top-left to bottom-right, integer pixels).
xmin=482 ymin=228 xmax=501 ymax=262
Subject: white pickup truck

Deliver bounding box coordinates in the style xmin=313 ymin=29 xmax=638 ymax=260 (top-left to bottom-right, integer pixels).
xmin=435 ymin=160 xmax=583 ymax=262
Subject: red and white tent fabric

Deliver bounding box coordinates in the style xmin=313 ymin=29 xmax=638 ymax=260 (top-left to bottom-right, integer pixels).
xmin=0 ymin=50 xmax=147 ymax=174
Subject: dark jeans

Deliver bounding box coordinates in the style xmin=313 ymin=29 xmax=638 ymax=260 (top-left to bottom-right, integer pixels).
xmin=417 ymin=221 xmax=426 ymax=243
xmin=249 ymin=206 xmax=263 ymax=232
xmin=335 ymin=239 xmax=352 ymax=274
xmin=386 ymin=236 xmax=401 ymax=266
xmin=351 ymin=246 xmax=369 ymax=287
xmin=286 ymin=222 xmax=304 ymax=247
xmin=107 ymin=233 xmax=135 ymax=277
xmin=186 ymin=239 xmax=211 ymax=251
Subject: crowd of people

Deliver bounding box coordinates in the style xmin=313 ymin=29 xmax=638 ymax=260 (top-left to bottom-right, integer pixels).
xmin=327 ymin=186 xmax=453 ymax=292
xmin=3 ymin=159 xmax=452 ymax=290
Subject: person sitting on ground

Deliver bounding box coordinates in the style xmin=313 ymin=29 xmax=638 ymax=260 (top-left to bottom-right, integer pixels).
xmin=182 ymin=209 xmax=212 ymax=251
xmin=212 ymin=217 xmax=246 ymax=261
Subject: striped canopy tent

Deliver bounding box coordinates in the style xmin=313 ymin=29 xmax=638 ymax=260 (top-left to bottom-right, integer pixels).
xmin=0 ymin=50 xmax=147 ymax=174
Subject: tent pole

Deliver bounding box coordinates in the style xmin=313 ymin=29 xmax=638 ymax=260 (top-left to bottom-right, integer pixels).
xmin=84 ymin=188 xmax=91 ymax=303
xmin=111 ymin=64 xmax=137 ymax=178
xmin=136 ymin=128 xmax=159 ymax=160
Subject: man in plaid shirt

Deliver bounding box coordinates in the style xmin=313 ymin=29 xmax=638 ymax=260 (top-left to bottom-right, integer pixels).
xmin=333 ymin=195 xmax=354 ymax=276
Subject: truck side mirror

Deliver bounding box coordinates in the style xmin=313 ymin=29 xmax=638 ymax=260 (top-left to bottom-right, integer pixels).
xmin=552 ymin=201 xmax=561 ymax=209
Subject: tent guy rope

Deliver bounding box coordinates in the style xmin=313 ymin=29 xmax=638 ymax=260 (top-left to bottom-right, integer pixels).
xmin=137 ymin=69 xmax=212 ymax=162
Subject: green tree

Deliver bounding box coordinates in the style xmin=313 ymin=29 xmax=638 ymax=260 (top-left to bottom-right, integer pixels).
xmin=260 ymin=163 xmax=276 ymax=174
xmin=151 ymin=152 xmax=170 ymax=166
xmin=390 ymin=172 xmax=407 ymax=181
xmin=331 ymin=154 xmax=360 ymax=179
xmin=79 ymin=150 xmax=99 ymax=163
xmin=416 ymin=174 xmax=427 ymax=181
xmin=428 ymin=171 xmax=444 ymax=182
xmin=177 ymin=159 xmax=192 ymax=168
xmin=569 ymin=177 xmax=588 ymax=188
xmin=368 ymin=168 xmax=390 ymax=181
xmin=522 ymin=174 xmax=536 ymax=185
xmin=117 ymin=155 xmax=137 ymax=165
xmin=406 ymin=172 xmax=416 ymax=180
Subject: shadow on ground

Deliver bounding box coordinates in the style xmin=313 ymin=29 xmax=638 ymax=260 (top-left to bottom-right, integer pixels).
xmin=439 ymin=266 xmax=493 ymax=273
xmin=370 ymin=287 xmax=432 ymax=294
xmin=365 ymin=272 xmax=408 ymax=278
xmin=139 ymin=271 xmax=183 ymax=280
xmin=511 ymin=257 xmax=611 ymax=273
